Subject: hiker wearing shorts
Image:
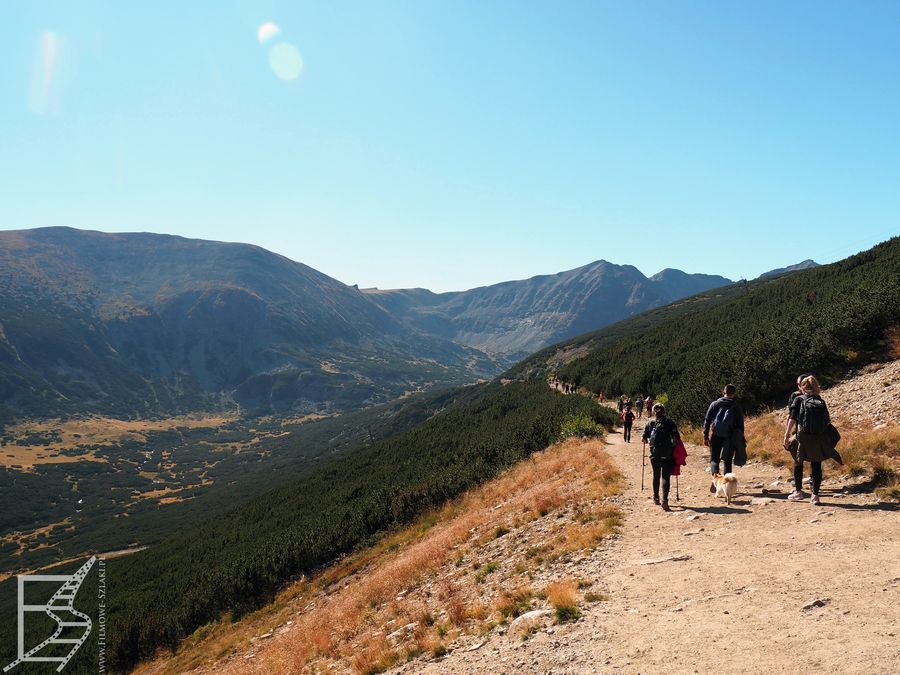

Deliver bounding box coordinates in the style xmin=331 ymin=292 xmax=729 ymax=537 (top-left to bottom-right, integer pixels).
xmin=636 ymin=397 xmax=644 ymax=418
xmin=623 ymin=406 xmax=636 ymax=442
xmin=784 ymin=375 xmax=831 ymax=505
xmin=703 ymin=384 xmax=745 ymax=491
xmin=643 ymin=403 xmax=680 ymax=511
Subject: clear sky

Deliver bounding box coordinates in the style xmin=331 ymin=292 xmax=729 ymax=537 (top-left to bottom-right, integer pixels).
xmin=2 ymin=1 xmax=898 ymax=292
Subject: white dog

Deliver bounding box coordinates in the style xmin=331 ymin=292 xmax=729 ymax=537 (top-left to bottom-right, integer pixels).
xmin=712 ymin=473 xmax=738 ymax=505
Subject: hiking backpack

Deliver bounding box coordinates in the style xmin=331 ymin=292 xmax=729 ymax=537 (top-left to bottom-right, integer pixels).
xmin=650 ymin=419 xmax=675 ymax=460
xmin=799 ymin=396 xmax=828 ymax=434
xmin=712 ymin=401 xmax=736 ymax=439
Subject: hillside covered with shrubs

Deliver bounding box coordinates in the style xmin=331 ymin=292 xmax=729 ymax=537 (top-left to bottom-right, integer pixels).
xmin=48 ymin=381 xmax=615 ymax=671
xmin=519 ymin=238 xmax=900 ymax=422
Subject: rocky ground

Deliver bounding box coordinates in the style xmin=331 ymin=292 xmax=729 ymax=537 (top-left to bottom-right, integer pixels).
xmin=799 ymin=359 xmax=900 ymax=427
xmin=398 ymin=417 xmax=900 ymax=674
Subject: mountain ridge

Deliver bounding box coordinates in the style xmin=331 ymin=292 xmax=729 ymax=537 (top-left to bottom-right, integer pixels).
xmin=0 ymin=228 xmax=737 ymax=418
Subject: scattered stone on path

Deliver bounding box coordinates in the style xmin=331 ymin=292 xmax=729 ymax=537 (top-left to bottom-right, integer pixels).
xmin=802 ymin=598 xmax=829 ymax=610
xmin=637 ymin=554 xmax=692 ymax=565
xmin=683 ymin=528 xmax=704 ymax=536
xmin=686 ymin=514 xmax=701 ymax=521
xmin=509 ymin=609 xmax=553 ymax=632
xmin=467 ymin=641 xmax=486 ymax=652
xmin=751 ymin=497 xmax=776 ymax=505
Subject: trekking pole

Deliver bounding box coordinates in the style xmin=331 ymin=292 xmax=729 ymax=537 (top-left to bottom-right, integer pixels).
xmin=641 ymin=443 xmax=646 ymax=491
xmin=676 ymin=474 xmax=680 ymax=501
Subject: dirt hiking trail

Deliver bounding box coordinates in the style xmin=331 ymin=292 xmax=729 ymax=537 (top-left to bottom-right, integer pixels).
xmin=403 ymin=416 xmax=900 ymax=674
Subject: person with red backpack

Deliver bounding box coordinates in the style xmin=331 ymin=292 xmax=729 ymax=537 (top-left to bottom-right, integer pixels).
xmin=784 ymin=375 xmax=831 ymax=505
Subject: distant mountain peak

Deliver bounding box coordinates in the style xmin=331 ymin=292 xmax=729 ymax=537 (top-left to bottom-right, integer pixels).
xmin=757 ymin=260 xmax=820 ymax=280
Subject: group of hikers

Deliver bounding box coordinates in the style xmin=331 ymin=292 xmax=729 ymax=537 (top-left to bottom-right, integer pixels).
xmin=552 ymin=373 xmax=839 ymax=512
xmin=617 ymin=395 xmax=654 ymax=419
xmin=638 ymin=374 xmax=838 ymax=510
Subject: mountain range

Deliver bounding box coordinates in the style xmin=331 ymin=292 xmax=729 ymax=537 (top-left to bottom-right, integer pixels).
xmin=0 ymin=227 xmax=808 ymax=418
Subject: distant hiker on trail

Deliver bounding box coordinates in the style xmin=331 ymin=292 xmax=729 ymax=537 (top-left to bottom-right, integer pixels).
xmin=623 ymin=406 xmax=636 ymax=443
xmin=703 ymin=384 xmax=745 ymax=486
xmin=784 ymin=375 xmax=835 ymax=505
xmin=643 ymin=403 xmax=680 ymax=511
xmin=617 ymin=398 xmax=625 ymax=413
xmin=636 ymin=397 xmax=645 ymax=418
xmin=645 ymin=395 xmax=654 ymax=413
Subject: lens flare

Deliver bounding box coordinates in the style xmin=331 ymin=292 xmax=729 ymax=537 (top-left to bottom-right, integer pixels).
xmin=268 ymin=42 xmax=303 ymax=80
xmin=29 ymin=31 xmax=60 ymax=114
xmin=257 ymin=22 xmax=281 ymax=44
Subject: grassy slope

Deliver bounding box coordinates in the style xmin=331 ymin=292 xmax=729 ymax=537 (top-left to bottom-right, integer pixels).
xmin=0 ymin=382 xmax=616 ymax=672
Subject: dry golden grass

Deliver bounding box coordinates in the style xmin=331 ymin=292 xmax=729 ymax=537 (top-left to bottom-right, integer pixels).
xmin=495 ymin=585 xmax=533 ymax=619
xmin=136 ymin=436 xmax=622 ymax=675
xmin=888 ymin=327 xmax=900 ymax=360
xmin=545 ymin=579 xmax=581 ymax=623
xmin=744 ymin=413 xmax=900 ymax=479
xmin=349 ymin=634 xmax=400 ymax=675
xmin=678 ymin=424 xmax=705 ymax=446
xmin=545 ymin=580 xmax=578 ymax=610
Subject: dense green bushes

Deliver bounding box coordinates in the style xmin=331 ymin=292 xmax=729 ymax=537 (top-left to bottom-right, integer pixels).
xmin=88 ymin=381 xmax=614 ymax=669
xmin=553 ymin=238 xmax=900 ymax=421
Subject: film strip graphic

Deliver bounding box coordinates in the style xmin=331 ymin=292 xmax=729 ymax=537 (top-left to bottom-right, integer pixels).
xmin=4 ymin=556 xmax=96 ymax=673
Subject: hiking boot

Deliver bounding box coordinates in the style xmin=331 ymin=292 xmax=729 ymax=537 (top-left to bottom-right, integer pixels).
xmin=810 ymin=494 xmax=821 ymax=505
xmin=661 ymin=501 xmax=671 ymax=511
xmin=653 ymin=495 xmax=660 ymax=505
xmin=709 ymin=481 xmax=716 ymax=494
xmin=787 ymin=491 xmax=805 ymax=501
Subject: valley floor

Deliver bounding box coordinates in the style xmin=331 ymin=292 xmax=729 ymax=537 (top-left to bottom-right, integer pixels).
xmin=406 ymin=418 xmax=900 ymax=674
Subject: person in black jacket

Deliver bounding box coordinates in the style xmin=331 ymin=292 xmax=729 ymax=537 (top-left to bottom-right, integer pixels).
xmin=623 ymin=406 xmax=636 ymax=442
xmin=643 ymin=404 xmax=680 ymax=511
xmin=703 ymin=384 xmax=745 ymax=491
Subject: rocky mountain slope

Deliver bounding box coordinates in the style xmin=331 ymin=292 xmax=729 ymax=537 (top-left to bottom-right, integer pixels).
xmin=363 ymin=261 xmax=732 ymax=361
xmin=0 ymin=228 xmax=498 ymax=418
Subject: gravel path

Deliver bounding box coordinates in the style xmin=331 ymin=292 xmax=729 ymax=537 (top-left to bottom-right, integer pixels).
xmin=403 ymin=418 xmax=900 ymax=674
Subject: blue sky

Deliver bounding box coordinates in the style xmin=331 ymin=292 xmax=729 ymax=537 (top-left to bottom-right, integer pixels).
xmin=1 ymin=1 xmax=898 ymax=292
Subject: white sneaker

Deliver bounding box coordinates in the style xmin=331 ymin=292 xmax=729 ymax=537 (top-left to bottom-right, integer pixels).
xmin=810 ymin=494 xmax=821 ymax=505
xmin=787 ymin=491 xmax=805 ymax=501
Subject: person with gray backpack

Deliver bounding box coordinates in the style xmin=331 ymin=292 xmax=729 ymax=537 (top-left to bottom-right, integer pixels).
xmin=703 ymin=384 xmax=745 ymax=492
xmin=783 ymin=375 xmax=832 ymax=504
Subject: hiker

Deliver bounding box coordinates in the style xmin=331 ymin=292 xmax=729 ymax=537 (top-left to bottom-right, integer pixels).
xmin=623 ymin=405 xmax=636 ymax=442
xmin=636 ymin=397 xmax=645 ymax=418
xmin=617 ymin=398 xmax=625 ymax=413
xmin=788 ymin=373 xmax=813 ymax=409
xmin=784 ymin=375 xmax=831 ymax=504
xmin=642 ymin=403 xmax=680 ymax=511
xmin=645 ymin=395 xmax=654 ymax=413
xmin=703 ymin=384 xmax=745 ymax=488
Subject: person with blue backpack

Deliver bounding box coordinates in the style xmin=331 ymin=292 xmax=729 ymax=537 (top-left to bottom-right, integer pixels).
xmin=703 ymin=384 xmax=745 ymax=492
